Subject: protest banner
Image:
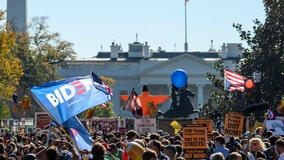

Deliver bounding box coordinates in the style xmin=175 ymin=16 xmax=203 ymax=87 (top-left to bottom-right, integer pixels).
xmin=224 ymin=112 xmax=244 ymax=137
xmin=183 ymin=124 xmax=207 ymax=149
xmin=183 ymin=149 xmax=208 ymax=160
xmin=91 ymin=117 xmax=118 ymax=132
xmin=266 ymin=119 xmax=284 ymax=136
xmin=35 ymin=112 xmax=51 ymax=129
xmin=193 ymin=118 xmax=213 ymax=140
xmin=135 ymin=119 xmax=156 ymax=135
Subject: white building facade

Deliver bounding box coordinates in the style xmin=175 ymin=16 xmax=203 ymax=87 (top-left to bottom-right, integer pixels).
xmin=58 ymin=41 xmax=242 ymax=116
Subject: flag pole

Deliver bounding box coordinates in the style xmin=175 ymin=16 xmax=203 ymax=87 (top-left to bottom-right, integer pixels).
xmin=184 ymin=0 xmax=188 ymax=52
xmin=117 ymin=88 xmax=134 ymax=118
xmin=57 ymin=126 xmax=89 ymax=160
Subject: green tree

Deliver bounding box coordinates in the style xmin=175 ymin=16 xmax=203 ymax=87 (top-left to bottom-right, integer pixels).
xmin=0 ymin=11 xmax=24 ymax=99
xmin=78 ymin=76 xmax=116 ymax=118
xmin=202 ymin=60 xmax=243 ymax=118
xmin=202 ymin=0 xmax=284 ymax=117
xmin=15 ymin=17 xmax=76 ymax=93
xmin=0 ymin=100 xmax=12 ymax=119
xmin=0 ymin=10 xmax=24 ymax=119
xmin=93 ymin=103 xmax=116 ymax=117
xmin=235 ymin=0 xmax=284 ymax=111
xmin=7 ymin=16 xmax=77 ymax=117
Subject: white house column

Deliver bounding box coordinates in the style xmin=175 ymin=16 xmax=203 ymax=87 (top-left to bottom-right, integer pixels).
xmin=196 ymin=84 xmax=205 ymax=107
xmin=167 ymin=84 xmax=172 ymax=109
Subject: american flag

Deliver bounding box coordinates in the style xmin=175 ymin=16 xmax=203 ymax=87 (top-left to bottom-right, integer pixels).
xmin=123 ymin=89 xmax=142 ymax=118
xmin=185 ymin=0 xmax=189 ymax=3
xmin=91 ymin=72 xmax=112 ymax=96
xmin=224 ymin=68 xmax=245 ymax=92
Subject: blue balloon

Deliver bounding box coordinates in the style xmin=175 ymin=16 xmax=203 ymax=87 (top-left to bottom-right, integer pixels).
xmin=171 ymin=69 xmax=188 ymax=88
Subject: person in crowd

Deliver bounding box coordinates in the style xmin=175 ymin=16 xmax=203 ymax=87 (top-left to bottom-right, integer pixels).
xmin=0 ymin=143 xmax=8 ymax=159
xmin=163 ymin=145 xmax=176 ymax=160
xmin=101 ymin=141 xmax=119 ymax=160
xmin=57 ymin=138 xmax=80 ymax=160
xmin=23 ymin=153 xmax=37 ymax=160
xmin=263 ymin=135 xmax=279 ymax=160
xmin=36 ymin=138 xmax=79 ymax=160
xmin=246 ymin=113 xmax=268 ymax=139
xmin=46 ymin=145 xmax=58 ymax=160
xmin=226 ymin=152 xmax=242 ymax=160
xmin=134 ymin=139 xmax=146 ymax=148
xmin=143 ymin=148 xmax=158 ymax=160
xmin=275 ymin=139 xmax=284 ymax=160
xmin=125 ymin=130 xmax=138 ymax=142
xmin=148 ymin=139 xmax=170 ymax=160
xmin=210 ymin=152 xmax=225 ymax=160
xmin=91 ymin=142 xmax=108 ymax=160
xmin=161 ymin=139 xmax=170 ymax=146
xmin=226 ymin=137 xmax=238 ymax=153
xmin=247 ymin=137 xmax=267 ymax=160
xmin=168 ymin=137 xmax=174 ymax=145
xmin=150 ymin=133 xmax=161 ymax=141
xmin=5 ymin=143 xmax=18 ymax=159
xmin=40 ymin=133 xmax=48 ymax=147
xmin=212 ymin=131 xmax=221 ymax=141
xmin=28 ymin=143 xmax=37 ymax=155
xmin=174 ymin=144 xmax=183 ymax=157
xmin=213 ymin=136 xmax=230 ymax=158
xmin=174 ymin=135 xmax=182 ymax=142
xmin=233 ymin=143 xmax=247 ymax=160
xmin=108 ymin=143 xmax=123 ymax=160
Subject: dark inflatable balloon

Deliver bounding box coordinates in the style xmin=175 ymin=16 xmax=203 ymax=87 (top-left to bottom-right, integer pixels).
xmin=163 ymin=84 xmax=195 ymax=118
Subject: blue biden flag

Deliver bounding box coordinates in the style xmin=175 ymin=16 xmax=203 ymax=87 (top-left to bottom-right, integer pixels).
xmin=30 ymin=74 xmax=112 ymax=125
xmin=63 ymin=116 xmax=93 ymax=151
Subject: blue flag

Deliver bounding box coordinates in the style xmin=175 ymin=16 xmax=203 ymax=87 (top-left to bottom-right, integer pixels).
xmin=30 ymin=74 xmax=112 ymax=125
xmin=63 ymin=116 xmax=93 ymax=151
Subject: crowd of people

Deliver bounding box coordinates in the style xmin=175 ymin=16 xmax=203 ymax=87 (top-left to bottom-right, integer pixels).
xmin=0 ymin=114 xmax=283 ymax=160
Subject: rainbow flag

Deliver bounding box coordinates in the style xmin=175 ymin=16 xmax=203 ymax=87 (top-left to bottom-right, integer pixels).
xmin=266 ymin=109 xmax=274 ymax=119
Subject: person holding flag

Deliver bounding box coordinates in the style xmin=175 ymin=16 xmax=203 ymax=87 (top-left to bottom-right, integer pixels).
xmin=31 ymin=72 xmax=112 ymax=159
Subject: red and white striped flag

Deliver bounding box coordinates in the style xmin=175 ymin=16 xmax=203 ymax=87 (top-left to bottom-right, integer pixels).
xmin=123 ymin=89 xmax=142 ymax=118
xmin=224 ymin=68 xmax=245 ymax=92
xmin=185 ymin=0 xmax=189 ymax=3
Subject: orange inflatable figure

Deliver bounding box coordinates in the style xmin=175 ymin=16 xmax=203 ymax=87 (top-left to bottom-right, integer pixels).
xmin=120 ymin=85 xmax=170 ymax=116
xmin=20 ymin=95 xmax=31 ymax=110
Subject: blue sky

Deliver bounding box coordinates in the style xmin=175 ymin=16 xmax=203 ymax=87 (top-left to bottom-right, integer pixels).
xmin=0 ymin=0 xmax=265 ymax=58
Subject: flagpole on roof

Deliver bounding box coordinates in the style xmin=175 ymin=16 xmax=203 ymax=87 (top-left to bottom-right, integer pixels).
xmin=184 ymin=0 xmax=189 ymax=52
xmin=117 ymin=88 xmax=134 ymax=118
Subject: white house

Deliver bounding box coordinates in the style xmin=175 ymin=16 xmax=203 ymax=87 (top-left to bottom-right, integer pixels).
xmin=57 ymin=41 xmax=242 ymax=116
